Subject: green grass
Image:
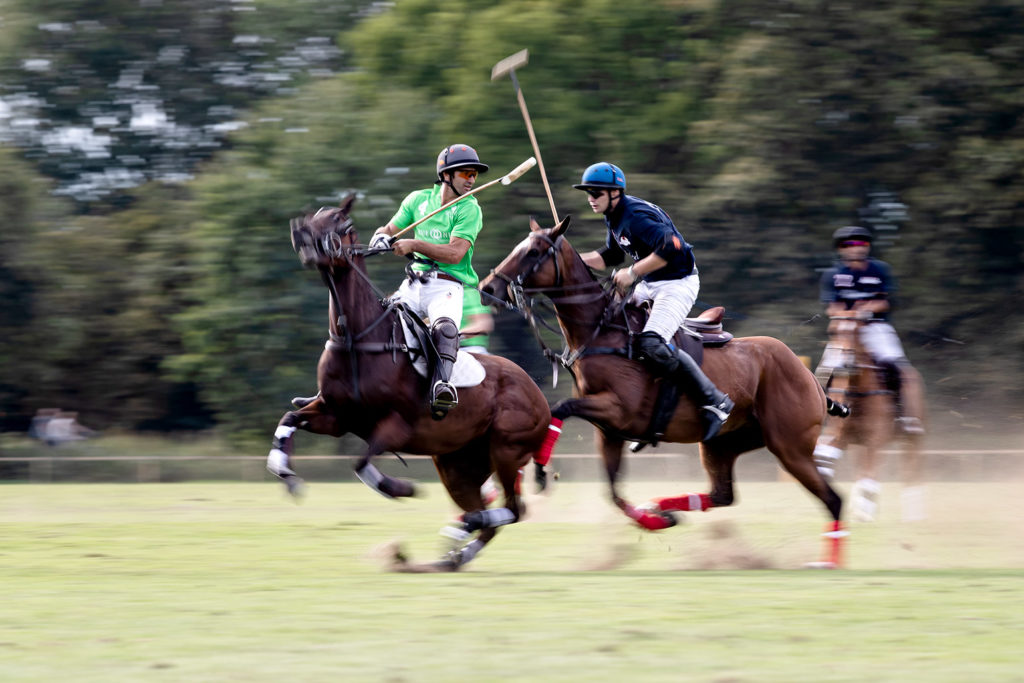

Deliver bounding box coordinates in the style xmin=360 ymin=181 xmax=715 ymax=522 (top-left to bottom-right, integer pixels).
xmin=2 ymin=481 xmax=1022 ymax=682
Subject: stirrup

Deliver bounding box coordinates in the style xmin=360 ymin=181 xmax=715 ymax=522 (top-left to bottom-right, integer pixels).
xmin=700 ymin=395 xmax=734 ymax=441
xmin=430 ymin=380 xmax=458 ymax=420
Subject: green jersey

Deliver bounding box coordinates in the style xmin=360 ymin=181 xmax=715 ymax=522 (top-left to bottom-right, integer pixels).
xmin=460 ymin=286 xmax=490 ymax=350
xmin=390 ymin=184 xmax=483 ymax=286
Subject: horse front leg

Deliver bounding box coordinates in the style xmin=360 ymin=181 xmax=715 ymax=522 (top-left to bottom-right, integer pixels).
xmin=353 ymin=411 xmax=417 ymax=499
xmin=267 ymin=399 xmax=343 ymax=498
xmin=593 ymin=429 xmax=676 ymax=532
xmin=534 ymin=392 xmax=627 ymax=493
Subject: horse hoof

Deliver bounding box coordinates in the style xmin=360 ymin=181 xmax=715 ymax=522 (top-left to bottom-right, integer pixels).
xmin=381 ymin=477 xmax=418 ymax=498
xmin=633 ymin=510 xmax=677 ymax=531
xmin=283 ymin=475 xmax=306 ymax=499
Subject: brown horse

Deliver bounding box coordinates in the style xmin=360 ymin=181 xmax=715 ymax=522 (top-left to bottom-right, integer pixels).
xmin=267 ymin=195 xmax=551 ymax=569
xmin=814 ymin=312 xmax=927 ymax=522
xmin=481 ymin=217 xmax=847 ymax=567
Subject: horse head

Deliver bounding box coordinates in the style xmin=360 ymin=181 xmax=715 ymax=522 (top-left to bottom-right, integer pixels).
xmin=480 ymin=215 xmax=572 ymax=307
xmin=290 ymin=193 xmax=358 ymax=268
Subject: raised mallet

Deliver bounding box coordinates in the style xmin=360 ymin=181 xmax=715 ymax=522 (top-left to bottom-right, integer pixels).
xmin=391 ymin=156 xmax=537 ymax=239
xmin=491 ymin=49 xmax=559 ymax=225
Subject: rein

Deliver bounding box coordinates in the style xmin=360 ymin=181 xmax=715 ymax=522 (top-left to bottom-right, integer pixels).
xmin=490 ymin=233 xmax=635 ymax=384
xmin=304 ymin=214 xmax=419 ymax=401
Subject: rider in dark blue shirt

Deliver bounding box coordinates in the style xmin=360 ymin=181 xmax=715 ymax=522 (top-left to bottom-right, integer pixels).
xmin=575 ymin=162 xmax=732 ymax=441
xmin=820 ymin=225 xmax=921 ymax=433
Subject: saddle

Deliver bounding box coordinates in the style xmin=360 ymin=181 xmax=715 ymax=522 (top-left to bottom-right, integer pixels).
xmin=631 ymin=305 xmax=734 ymax=451
xmin=395 ymin=307 xmax=485 ymax=389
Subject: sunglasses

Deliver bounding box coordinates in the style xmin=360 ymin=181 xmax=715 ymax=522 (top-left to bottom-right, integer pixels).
xmin=840 ymin=240 xmax=869 ymax=247
xmin=584 ymin=188 xmax=606 ymax=199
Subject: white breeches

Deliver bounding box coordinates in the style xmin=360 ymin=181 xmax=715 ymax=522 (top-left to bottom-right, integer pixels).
xmin=395 ymin=275 xmax=464 ymax=327
xmin=630 ymin=273 xmax=700 ymax=342
xmin=859 ymin=322 xmax=906 ymax=363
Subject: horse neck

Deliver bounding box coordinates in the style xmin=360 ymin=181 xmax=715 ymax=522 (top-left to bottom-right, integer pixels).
xmin=550 ymin=242 xmax=610 ymax=349
xmin=326 ymin=260 xmax=386 ymax=340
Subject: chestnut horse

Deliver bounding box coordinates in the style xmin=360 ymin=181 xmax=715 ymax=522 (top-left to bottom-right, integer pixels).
xmin=481 ymin=217 xmax=846 ymax=567
xmin=267 ymin=196 xmax=550 ymax=570
xmin=814 ymin=312 xmax=927 ymax=522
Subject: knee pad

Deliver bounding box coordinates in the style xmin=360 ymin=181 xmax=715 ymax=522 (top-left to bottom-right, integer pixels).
xmin=636 ymin=332 xmax=676 ymax=371
xmin=430 ymin=317 xmax=459 ymax=342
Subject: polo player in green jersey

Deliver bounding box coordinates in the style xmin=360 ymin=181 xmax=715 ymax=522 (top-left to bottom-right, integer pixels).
xmin=369 ymin=144 xmax=489 ymax=419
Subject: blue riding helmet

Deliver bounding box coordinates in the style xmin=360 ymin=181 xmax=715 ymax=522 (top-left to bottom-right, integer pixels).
xmin=573 ymin=162 xmax=626 ymax=191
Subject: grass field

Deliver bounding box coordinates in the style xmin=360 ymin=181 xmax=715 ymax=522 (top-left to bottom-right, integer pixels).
xmin=3 ymin=479 xmax=1023 ymax=682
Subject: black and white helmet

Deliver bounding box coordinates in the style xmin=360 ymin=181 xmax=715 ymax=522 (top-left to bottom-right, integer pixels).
xmin=436 ymin=144 xmax=489 ymax=181
xmin=832 ymin=225 xmax=873 ymax=247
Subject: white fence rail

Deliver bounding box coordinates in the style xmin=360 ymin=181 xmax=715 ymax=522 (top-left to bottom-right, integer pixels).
xmin=2 ymin=449 xmax=1022 ymax=483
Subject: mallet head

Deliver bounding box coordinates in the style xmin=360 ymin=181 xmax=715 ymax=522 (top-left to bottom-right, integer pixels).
xmin=491 ymin=49 xmax=529 ymax=81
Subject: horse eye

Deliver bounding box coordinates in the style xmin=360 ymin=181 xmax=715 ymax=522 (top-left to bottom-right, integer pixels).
xmin=526 ymin=248 xmax=539 ymax=258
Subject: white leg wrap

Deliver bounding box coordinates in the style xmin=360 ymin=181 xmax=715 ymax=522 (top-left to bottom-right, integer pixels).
xmin=814 ymin=443 xmax=844 ymax=479
xmin=355 ymin=462 xmax=392 ymax=498
xmin=480 ymin=507 xmax=516 ymax=528
xmin=274 ymin=425 xmax=296 ymax=440
xmin=457 ymin=539 xmax=485 ymax=565
xmin=851 ymin=478 xmax=880 ymax=522
xmin=266 ymin=448 xmax=294 ymax=476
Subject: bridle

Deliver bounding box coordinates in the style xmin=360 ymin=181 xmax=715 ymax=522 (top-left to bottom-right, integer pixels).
xmin=488 ymin=232 xmax=633 ymax=384
xmin=293 ymin=207 xmax=416 ymax=401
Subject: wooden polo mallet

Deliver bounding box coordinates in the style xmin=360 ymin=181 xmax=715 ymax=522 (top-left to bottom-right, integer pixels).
xmin=491 ymin=49 xmax=560 ymax=225
xmin=390 ymin=156 xmax=537 ymax=239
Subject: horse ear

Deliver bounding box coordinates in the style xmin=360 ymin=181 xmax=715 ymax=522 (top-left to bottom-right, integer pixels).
xmin=551 ymin=215 xmax=571 ymax=238
xmin=339 ymin=192 xmax=357 ymax=215
xmin=529 ymin=216 xmax=542 ymax=233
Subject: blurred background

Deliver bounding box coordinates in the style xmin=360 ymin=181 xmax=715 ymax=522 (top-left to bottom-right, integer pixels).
xmin=1 ymin=0 xmax=1021 ymax=455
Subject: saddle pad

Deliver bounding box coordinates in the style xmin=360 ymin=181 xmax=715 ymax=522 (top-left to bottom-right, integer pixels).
xmin=399 ymin=316 xmax=486 ymax=388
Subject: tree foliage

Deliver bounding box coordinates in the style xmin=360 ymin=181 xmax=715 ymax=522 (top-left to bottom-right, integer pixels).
xmin=1 ymin=0 xmax=1021 ymax=435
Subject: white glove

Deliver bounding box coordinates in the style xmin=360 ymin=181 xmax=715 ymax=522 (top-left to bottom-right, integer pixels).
xmin=369 ymin=232 xmax=393 ymax=250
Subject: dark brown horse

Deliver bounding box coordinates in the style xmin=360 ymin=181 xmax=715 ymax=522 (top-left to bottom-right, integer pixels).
xmin=814 ymin=312 xmax=927 ymax=522
xmin=267 ymin=195 xmax=551 ymax=569
xmin=481 ymin=217 xmax=846 ymax=567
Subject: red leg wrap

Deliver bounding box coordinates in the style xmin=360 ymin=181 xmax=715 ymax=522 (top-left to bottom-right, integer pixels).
xmin=654 ymin=493 xmax=712 ymax=512
xmin=822 ymin=520 xmax=846 ymax=568
xmin=534 ymin=418 xmax=563 ymax=466
xmin=625 ymin=505 xmax=674 ymax=531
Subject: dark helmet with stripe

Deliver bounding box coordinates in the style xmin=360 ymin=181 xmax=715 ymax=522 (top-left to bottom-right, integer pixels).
xmin=436 ymin=144 xmax=488 ymax=181
xmin=573 ymin=162 xmax=626 ymax=192
xmin=832 ymin=225 xmax=873 ymax=247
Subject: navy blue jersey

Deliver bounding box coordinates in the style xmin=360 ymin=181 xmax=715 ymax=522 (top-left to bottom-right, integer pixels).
xmin=597 ymin=195 xmax=695 ymax=281
xmin=820 ymin=258 xmax=895 ymax=322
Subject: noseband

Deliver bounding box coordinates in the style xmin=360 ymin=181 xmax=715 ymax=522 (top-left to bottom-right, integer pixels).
xmin=489 ymin=233 xmax=564 ymax=311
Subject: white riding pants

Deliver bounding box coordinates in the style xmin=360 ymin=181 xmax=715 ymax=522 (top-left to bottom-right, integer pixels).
xmin=859 ymin=322 xmax=906 ymax=363
xmin=394 ymin=274 xmax=464 ymax=327
xmin=630 ymin=273 xmax=700 ymax=342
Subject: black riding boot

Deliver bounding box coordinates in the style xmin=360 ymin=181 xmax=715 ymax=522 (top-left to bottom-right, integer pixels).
xmin=636 ymin=332 xmax=734 ymax=441
xmin=429 ymin=317 xmax=460 ymax=421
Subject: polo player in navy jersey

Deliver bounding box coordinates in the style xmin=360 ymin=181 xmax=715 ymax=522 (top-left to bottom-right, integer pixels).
xmin=820 ymin=225 xmax=922 ymax=436
xmin=533 ymin=163 xmax=734 ymax=476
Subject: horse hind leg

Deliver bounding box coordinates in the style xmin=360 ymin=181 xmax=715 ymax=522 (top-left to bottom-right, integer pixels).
xmin=769 ymin=428 xmax=847 ymax=567
xmin=433 ymin=441 xmax=518 ymax=570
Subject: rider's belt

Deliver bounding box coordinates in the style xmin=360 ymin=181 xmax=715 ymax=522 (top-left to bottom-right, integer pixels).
xmin=432 ymin=272 xmax=462 ymax=284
